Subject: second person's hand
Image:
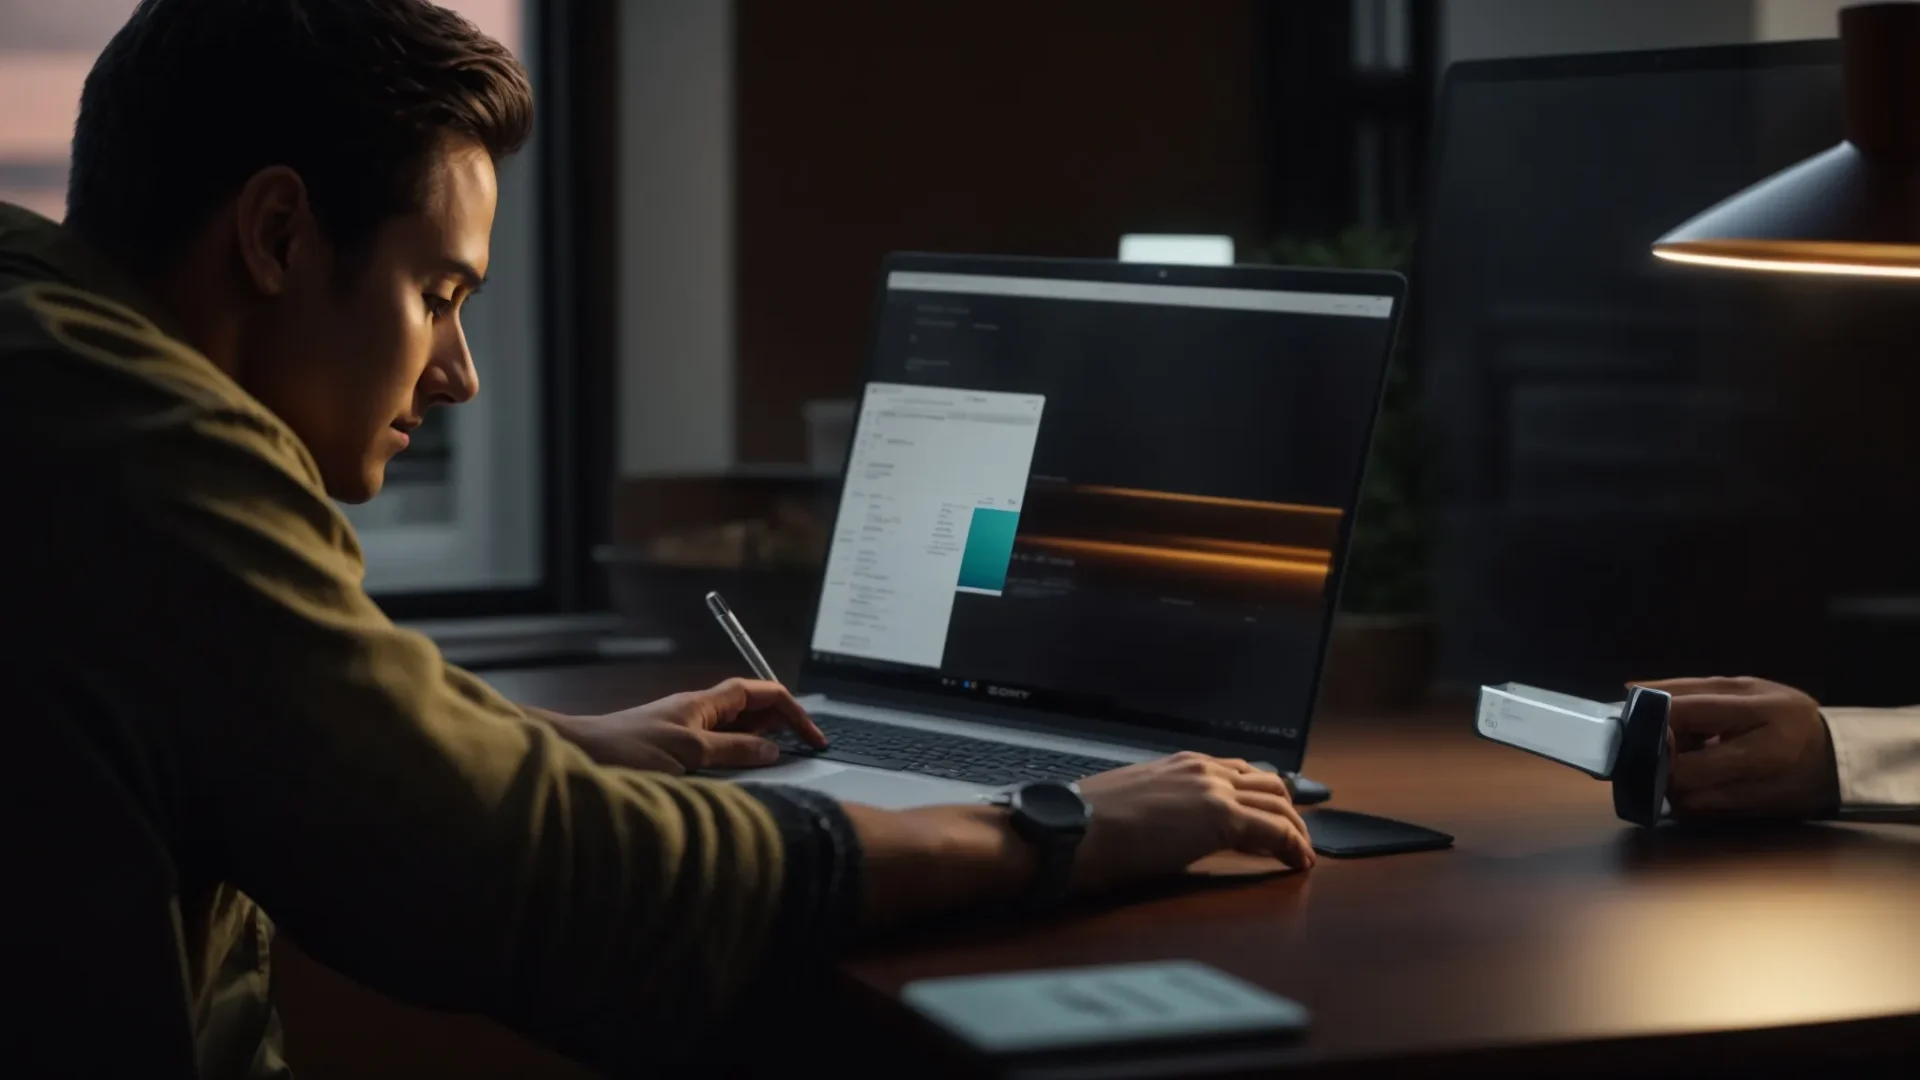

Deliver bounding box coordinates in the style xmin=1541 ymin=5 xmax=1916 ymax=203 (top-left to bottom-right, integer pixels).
xmin=1631 ymin=675 xmax=1840 ymax=818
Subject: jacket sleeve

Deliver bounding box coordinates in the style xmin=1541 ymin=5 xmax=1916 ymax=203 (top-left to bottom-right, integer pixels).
xmin=1822 ymin=707 xmax=1920 ymax=813
xmin=110 ymin=407 xmax=860 ymax=1069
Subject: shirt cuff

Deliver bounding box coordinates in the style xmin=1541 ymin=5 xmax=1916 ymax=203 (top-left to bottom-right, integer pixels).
xmin=737 ymin=783 xmax=864 ymax=956
xmin=1823 ymin=707 xmax=1920 ymax=812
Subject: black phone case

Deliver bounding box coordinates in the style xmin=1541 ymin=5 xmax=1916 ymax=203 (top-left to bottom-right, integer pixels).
xmin=1303 ymin=808 xmax=1454 ymax=857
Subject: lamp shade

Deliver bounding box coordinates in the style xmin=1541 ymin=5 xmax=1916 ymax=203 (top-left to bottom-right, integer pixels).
xmin=1653 ymin=2 xmax=1920 ymax=277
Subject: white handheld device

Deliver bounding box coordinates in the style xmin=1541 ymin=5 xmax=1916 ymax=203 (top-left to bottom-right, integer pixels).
xmin=1475 ymin=682 xmax=1673 ymax=827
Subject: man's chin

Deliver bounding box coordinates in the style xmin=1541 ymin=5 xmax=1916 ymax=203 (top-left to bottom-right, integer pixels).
xmin=327 ymin=468 xmax=383 ymax=504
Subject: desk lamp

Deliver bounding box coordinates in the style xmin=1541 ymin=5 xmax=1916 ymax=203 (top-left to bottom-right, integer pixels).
xmin=1654 ymin=2 xmax=1920 ymax=278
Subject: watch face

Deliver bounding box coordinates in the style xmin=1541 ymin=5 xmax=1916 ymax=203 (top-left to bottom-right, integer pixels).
xmin=1016 ymin=781 xmax=1091 ymax=830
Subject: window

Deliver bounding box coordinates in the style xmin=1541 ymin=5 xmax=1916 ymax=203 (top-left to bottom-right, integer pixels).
xmin=0 ymin=0 xmax=550 ymax=601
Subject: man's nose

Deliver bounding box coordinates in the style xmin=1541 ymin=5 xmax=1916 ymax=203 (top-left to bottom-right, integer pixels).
xmin=427 ymin=327 xmax=480 ymax=407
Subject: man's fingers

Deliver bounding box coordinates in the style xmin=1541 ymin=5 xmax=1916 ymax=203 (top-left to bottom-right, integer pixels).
xmin=710 ymin=679 xmax=828 ymax=747
xmin=1667 ymin=738 xmax=1773 ymax=794
xmin=1223 ymin=764 xmax=1294 ymax=801
xmin=697 ymin=730 xmax=784 ymax=769
xmin=1632 ymin=676 xmax=1756 ymax=697
xmin=1224 ymin=798 xmax=1315 ymax=869
xmin=708 ymin=677 xmax=781 ymax=718
xmin=1235 ymin=788 xmax=1310 ymax=846
xmin=1203 ymin=756 xmax=1292 ymax=798
xmin=1663 ymin=694 xmax=1773 ymax=739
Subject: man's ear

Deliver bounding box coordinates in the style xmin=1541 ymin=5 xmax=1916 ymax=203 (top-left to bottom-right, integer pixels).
xmin=232 ymin=166 xmax=314 ymax=298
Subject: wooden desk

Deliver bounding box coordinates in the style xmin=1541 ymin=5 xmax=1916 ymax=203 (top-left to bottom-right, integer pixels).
xmin=275 ymin=661 xmax=1920 ymax=1077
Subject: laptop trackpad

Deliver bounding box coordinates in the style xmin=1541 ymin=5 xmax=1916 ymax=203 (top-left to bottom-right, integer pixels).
xmin=810 ymin=767 xmax=986 ymax=809
xmin=705 ymin=758 xmax=988 ymax=810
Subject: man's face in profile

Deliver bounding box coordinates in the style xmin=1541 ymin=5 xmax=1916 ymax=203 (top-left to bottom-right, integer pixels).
xmin=243 ymin=141 xmax=498 ymax=503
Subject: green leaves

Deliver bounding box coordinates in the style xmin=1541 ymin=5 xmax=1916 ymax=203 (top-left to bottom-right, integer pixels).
xmin=1263 ymin=226 xmax=1416 ymax=272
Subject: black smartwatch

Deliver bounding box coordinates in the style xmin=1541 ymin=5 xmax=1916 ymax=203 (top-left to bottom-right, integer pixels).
xmin=994 ymin=780 xmax=1092 ymax=913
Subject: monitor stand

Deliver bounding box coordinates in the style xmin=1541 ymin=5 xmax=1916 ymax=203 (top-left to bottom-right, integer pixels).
xmin=1285 ymin=772 xmax=1332 ymax=806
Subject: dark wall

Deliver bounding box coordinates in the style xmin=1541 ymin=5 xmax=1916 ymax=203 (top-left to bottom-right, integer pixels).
xmin=734 ymin=0 xmax=1267 ymax=463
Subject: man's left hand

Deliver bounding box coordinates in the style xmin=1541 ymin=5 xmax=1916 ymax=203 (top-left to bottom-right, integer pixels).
xmin=535 ymin=679 xmax=829 ymax=775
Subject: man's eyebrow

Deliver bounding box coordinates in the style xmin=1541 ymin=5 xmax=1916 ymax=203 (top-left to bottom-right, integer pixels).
xmin=439 ymin=258 xmax=488 ymax=294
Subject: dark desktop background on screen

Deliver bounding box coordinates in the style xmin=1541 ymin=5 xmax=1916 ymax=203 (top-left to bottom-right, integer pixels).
xmin=821 ymin=278 xmax=1393 ymax=746
xmin=1422 ymin=46 xmax=1920 ymax=705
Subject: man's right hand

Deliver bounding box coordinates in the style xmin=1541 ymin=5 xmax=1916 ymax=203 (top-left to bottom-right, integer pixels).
xmin=1072 ymin=752 xmax=1316 ymax=894
xmin=845 ymin=750 xmax=1314 ymax=930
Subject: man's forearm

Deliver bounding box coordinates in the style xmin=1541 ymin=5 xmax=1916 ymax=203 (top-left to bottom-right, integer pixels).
xmin=528 ymin=694 xmax=1042 ymax=929
xmin=843 ymin=803 xmax=1036 ymax=930
xmin=524 ymin=697 xmax=1039 ymax=925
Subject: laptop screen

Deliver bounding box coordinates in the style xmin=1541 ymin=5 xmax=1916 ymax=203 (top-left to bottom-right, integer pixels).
xmin=802 ymin=257 xmax=1401 ymax=753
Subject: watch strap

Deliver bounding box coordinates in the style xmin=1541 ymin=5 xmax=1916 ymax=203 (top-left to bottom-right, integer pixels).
xmin=1023 ymin=828 xmax=1077 ymax=913
xmin=1003 ymin=783 xmax=1088 ymax=914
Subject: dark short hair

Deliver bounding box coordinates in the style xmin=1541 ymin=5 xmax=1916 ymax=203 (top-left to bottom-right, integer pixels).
xmin=66 ymin=0 xmax=534 ymax=274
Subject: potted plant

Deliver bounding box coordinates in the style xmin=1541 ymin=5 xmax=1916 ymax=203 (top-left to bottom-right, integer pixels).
xmin=1258 ymin=227 xmax=1435 ymax=711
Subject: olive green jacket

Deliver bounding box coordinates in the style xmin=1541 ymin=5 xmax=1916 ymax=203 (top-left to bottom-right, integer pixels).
xmin=0 ymin=202 xmax=857 ymax=1077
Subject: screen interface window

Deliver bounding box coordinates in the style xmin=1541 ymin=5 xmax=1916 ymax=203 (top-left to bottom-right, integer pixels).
xmin=810 ymin=269 xmax=1396 ymax=748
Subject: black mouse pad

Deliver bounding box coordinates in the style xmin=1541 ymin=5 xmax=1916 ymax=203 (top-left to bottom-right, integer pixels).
xmin=1304 ymin=808 xmax=1454 ymax=857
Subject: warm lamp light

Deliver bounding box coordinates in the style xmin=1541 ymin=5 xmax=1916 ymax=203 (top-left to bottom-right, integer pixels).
xmin=1653 ymin=2 xmax=1920 ymax=277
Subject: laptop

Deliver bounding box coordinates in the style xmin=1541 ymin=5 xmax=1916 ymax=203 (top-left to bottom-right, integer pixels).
xmin=718 ymin=253 xmax=1404 ymax=809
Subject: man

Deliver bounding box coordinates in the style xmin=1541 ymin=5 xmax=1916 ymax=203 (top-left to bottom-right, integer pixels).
xmin=0 ymin=2 xmax=1311 ymax=1076
xmin=1635 ymin=677 xmax=1920 ymax=818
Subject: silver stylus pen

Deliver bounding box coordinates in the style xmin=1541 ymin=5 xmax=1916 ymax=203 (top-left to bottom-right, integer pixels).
xmin=705 ymin=590 xmax=781 ymax=683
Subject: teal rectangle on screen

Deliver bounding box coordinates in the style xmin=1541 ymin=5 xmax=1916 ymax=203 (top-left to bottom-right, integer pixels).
xmin=957 ymin=507 xmax=1020 ymax=594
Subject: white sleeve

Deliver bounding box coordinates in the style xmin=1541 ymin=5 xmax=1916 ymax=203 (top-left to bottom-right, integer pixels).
xmin=1823 ymin=707 xmax=1920 ymax=812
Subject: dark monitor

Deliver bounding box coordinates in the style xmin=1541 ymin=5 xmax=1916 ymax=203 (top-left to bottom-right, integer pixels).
xmin=800 ymin=254 xmax=1403 ymax=767
xmin=1419 ymin=41 xmax=1920 ymax=703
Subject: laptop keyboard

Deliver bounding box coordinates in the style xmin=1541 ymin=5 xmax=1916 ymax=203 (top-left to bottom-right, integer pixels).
xmin=777 ymin=712 xmax=1128 ymax=787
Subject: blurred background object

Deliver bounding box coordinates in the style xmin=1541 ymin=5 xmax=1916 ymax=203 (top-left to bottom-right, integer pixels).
xmin=802 ymin=398 xmax=857 ymax=475
xmin=600 ymin=469 xmax=835 ymax=663
xmin=1118 ymin=234 xmax=1237 ymax=266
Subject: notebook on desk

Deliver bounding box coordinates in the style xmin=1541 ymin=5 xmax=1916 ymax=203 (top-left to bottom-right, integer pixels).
xmin=711 ymin=253 xmax=1405 ymax=808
